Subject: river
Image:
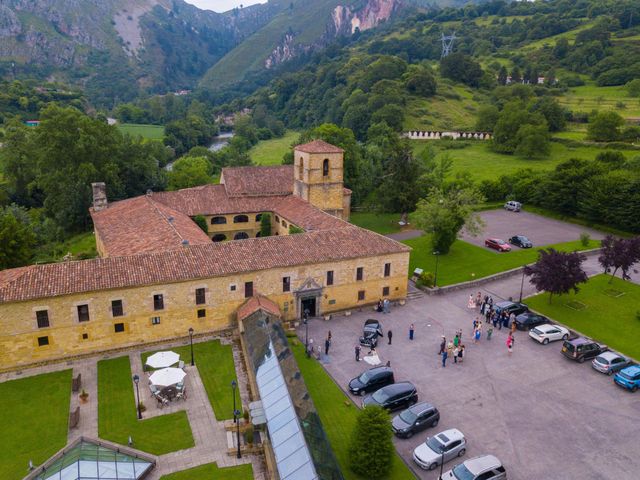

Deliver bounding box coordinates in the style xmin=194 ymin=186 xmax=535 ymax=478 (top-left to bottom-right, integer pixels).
xmin=165 ymin=131 xmax=234 ymax=171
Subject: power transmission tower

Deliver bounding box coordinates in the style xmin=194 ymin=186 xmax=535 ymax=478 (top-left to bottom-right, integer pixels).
xmin=441 ymin=32 xmax=456 ymax=58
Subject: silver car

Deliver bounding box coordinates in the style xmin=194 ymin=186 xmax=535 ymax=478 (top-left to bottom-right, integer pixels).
xmin=592 ymin=351 xmax=632 ymax=375
xmin=413 ymin=428 xmax=466 ymax=470
xmin=442 ymin=454 xmax=507 ymax=480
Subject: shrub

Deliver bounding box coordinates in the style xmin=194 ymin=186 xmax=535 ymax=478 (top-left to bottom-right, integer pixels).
xmin=245 ymin=429 xmax=254 ymax=445
xmin=260 ymin=213 xmax=271 ymax=237
xmin=580 ymin=232 xmax=591 ymax=247
xmin=193 ymin=215 xmax=208 ymax=234
xmin=416 ymin=271 xmax=435 ymax=288
xmin=348 ymin=406 xmax=393 ymax=478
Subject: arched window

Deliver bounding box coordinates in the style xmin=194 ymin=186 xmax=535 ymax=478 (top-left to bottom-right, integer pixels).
xmin=234 ymin=232 xmax=249 ymax=240
xmin=255 ymin=213 xmax=262 ymax=222
xmin=212 ymin=234 xmax=227 ymax=242
xmin=256 ymin=232 xmax=261 ymax=237
xmin=323 ymin=158 xmax=329 ymax=177
xmin=211 ymin=216 xmax=227 ymax=225
xmin=282 ymin=220 xmax=288 ymax=228
xmin=298 ymin=157 xmax=304 ymax=179
xmin=233 ymin=215 xmax=249 ymax=223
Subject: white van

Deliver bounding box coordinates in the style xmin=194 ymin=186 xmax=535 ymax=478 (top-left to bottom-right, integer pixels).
xmin=504 ymin=201 xmax=521 ymax=212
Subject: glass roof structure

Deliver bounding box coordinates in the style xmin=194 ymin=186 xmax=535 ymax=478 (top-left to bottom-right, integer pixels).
xmin=30 ymin=439 xmax=154 ymax=480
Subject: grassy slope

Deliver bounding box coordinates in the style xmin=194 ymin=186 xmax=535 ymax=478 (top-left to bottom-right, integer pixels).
xmin=160 ymin=462 xmax=253 ymax=480
xmin=403 ymin=235 xmax=600 ymax=286
xmin=558 ymin=84 xmax=640 ymax=118
xmin=141 ymin=340 xmax=237 ymax=421
xmin=98 ymin=356 xmax=194 ymax=454
xmin=291 ymin=343 xmax=414 ymax=480
xmin=349 ymin=212 xmax=402 ymax=235
xmin=527 ymin=275 xmax=640 ymax=360
xmin=404 ymin=82 xmax=481 ymax=131
xmin=248 ymin=130 xmax=299 ymax=165
xmin=117 ymin=123 xmax=165 ymax=141
xmin=0 ymin=370 xmax=71 ymax=479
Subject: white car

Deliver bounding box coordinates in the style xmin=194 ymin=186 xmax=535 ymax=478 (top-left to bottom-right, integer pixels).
xmin=442 ymin=454 xmax=506 ymax=480
xmin=413 ymin=428 xmax=466 ymax=470
xmin=529 ymin=323 xmax=569 ymax=345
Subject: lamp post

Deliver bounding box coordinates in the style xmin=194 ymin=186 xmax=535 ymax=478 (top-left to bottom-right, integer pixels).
xmin=438 ymin=447 xmax=445 ymax=479
xmin=433 ymin=251 xmax=440 ymax=288
xmin=231 ymin=380 xmax=237 ymax=424
xmin=188 ymin=327 xmax=194 ymax=366
xmin=519 ymin=265 xmax=527 ymax=303
xmin=303 ymin=310 xmax=309 ymax=358
xmin=133 ymin=374 xmax=142 ymax=419
xmin=234 ymin=409 xmax=242 ymax=458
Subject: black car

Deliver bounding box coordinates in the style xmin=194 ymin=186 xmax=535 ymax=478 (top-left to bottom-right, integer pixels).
xmin=363 ymin=382 xmax=418 ymax=412
xmin=391 ymin=402 xmax=440 ymax=439
xmin=514 ymin=312 xmax=548 ymax=330
xmin=359 ymin=319 xmax=383 ymax=348
xmin=348 ymin=366 xmax=394 ymax=396
xmin=509 ymin=235 xmax=533 ymax=248
xmin=561 ymin=337 xmax=608 ymax=363
xmin=494 ymin=301 xmax=528 ymax=317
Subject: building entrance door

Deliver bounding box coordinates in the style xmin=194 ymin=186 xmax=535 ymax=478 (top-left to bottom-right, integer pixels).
xmin=301 ymin=297 xmax=317 ymax=317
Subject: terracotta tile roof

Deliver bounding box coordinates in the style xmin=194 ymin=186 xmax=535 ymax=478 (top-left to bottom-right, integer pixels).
xmin=91 ymin=195 xmax=212 ymax=257
xmin=237 ymin=295 xmax=281 ymax=321
xmin=221 ymin=165 xmax=294 ymax=197
xmin=0 ymin=227 xmax=410 ymax=303
xmin=295 ymin=140 xmax=344 ymax=154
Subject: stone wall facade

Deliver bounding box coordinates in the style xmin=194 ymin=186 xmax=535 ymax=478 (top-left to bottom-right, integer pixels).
xmin=293 ymin=149 xmax=346 ymax=219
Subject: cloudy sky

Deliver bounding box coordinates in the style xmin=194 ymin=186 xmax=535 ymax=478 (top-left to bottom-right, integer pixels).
xmin=184 ymin=0 xmax=267 ymax=13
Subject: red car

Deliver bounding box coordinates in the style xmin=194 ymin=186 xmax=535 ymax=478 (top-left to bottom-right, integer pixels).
xmin=485 ymin=238 xmax=511 ymax=252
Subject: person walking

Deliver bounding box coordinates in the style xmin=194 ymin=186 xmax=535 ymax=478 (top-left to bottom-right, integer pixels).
xmin=439 ymin=336 xmax=446 ymax=355
xmin=441 ymin=349 xmax=448 ymax=368
xmin=506 ymin=333 xmax=514 ymax=355
xmin=409 ymin=323 xmax=415 ymax=340
xmin=387 ymin=329 xmax=393 ymax=345
xmin=328 ymin=330 xmax=332 ymax=342
xmin=355 ymin=344 xmax=361 ymax=362
xmin=324 ymin=338 xmax=331 ymax=356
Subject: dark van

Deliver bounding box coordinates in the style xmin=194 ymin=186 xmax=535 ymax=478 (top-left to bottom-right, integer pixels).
xmin=348 ymin=366 xmax=394 ymax=396
xmin=362 ymin=381 xmax=418 ymax=412
xmin=561 ymin=337 xmax=607 ymax=363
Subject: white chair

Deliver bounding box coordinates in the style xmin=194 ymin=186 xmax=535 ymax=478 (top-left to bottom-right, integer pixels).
xmin=178 ymin=360 xmax=185 ymax=369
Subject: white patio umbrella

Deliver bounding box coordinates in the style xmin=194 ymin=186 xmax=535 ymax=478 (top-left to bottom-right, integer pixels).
xmin=146 ymin=351 xmax=180 ymax=369
xmin=149 ymin=367 xmax=187 ymax=388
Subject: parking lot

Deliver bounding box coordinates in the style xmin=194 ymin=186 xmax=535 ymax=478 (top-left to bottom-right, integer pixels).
xmin=460 ymin=209 xmax=606 ymax=248
xmin=297 ymin=276 xmax=640 ymax=480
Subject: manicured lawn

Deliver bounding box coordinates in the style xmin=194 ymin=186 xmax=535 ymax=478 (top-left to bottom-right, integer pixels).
xmin=0 ymin=370 xmax=72 ymax=479
xmin=349 ymin=212 xmax=402 ymax=235
xmin=526 ymin=275 xmax=640 ymax=360
xmin=98 ymin=356 xmax=194 ymax=455
xmin=160 ymin=462 xmax=253 ymax=480
xmin=117 ymin=123 xmax=165 ymax=141
xmin=141 ymin=340 xmax=237 ymax=420
xmin=292 ymin=343 xmax=414 ymax=480
xmin=249 ymin=130 xmax=299 ymax=165
xmin=403 ymin=235 xmax=600 ymax=286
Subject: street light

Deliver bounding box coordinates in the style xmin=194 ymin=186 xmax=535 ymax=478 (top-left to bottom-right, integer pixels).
xmin=188 ymin=327 xmax=194 ymax=366
xmin=303 ymin=310 xmax=309 ymax=358
xmin=132 ymin=374 xmax=142 ymax=419
xmin=519 ymin=265 xmax=527 ymax=303
xmin=438 ymin=446 xmax=445 ymax=479
xmin=231 ymin=380 xmax=237 ymax=424
xmin=234 ymin=409 xmax=242 ymax=458
xmin=433 ymin=251 xmax=440 ymax=288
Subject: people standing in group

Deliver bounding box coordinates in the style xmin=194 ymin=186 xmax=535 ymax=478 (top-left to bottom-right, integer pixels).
xmin=409 ymin=323 xmax=415 ymax=340
xmin=510 ymin=313 xmax=517 ymax=333
xmin=487 ymin=325 xmax=494 ymax=340
xmin=456 ymin=328 xmax=462 ymax=343
xmin=441 ymin=348 xmax=448 ymax=368
xmin=458 ymin=344 xmax=465 ymax=363
xmin=506 ymin=333 xmax=514 ymax=355
xmin=446 ymin=340 xmax=454 ymax=360
xmin=355 ymin=344 xmax=361 ymax=362
xmin=474 ymin=322 xmax=482 ymax=343
xmin=491 ymin=310 xmax=498 ymax=328
xmin=387 ymin=329 xmax=393 ymax=345
xmin=475 ymin=292 xmax=482 ymax=309
xmin=376 ymin=299 xmax=383 ymax=312
xmin=439 ymin=336 xmax=446 ymax=355
xmin=467 ymin=294 xmax=475 ymax=309
xmin=383 ymin=298 xmax=390 ymax=314
xmin=453 ymin=344 xmax=459 ymax=363
xmin=453 ymin=333 xmax=460 ymax=349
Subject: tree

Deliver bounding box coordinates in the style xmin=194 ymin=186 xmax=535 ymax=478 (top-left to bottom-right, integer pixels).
xmin=514 ymin=124 xmax=550 ymax=159
xmin=193 ymin=215 xmax=208 ymax=234
xmin=0 ymin=205 xmax=37 ymax=269
xmin=511 ymin=66 xmax=522 ymax=84
xmin=167 ymin=156 xmax=213 ymax=191
xmin=530 ymin=97 xmax=566 ymax=132
xmin=524 ymin=249 xmax=588 ymax=303
xmin=497 ymin=65 xmax=508 ymax=85
xmin=598 ymin=235 xmax=640 ymax=282
xmin=587 ymin=111 xmax=625 ymax=142
xmin=440 ymin=52 xmax=483 ymax=87
xmin=413 ymin=187 xmax=485 ymax=254
xmin=404 ymin=66 xmax=437 ymax=96
xmin=475 ymin=105 xmax=500 ymax=132
xmin=375 ymin=138 xmax=422 ymax=214
xmin=260 ymin=213 xmax=271 ymax=237
xmin=348 ymin=406 xmax=393 ymax=478
xmin=627 ymin=79 xmax=640 ymax=97
xmin=491 ymin=101 xmax=548 ymax=154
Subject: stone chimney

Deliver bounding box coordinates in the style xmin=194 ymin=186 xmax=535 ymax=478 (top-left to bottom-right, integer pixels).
xmin=92 ymin=182 xmax=108 ymax=212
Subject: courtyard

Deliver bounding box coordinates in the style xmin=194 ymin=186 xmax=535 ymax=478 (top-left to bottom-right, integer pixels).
xmin=297 ymin=272 xmax=640 ymax=480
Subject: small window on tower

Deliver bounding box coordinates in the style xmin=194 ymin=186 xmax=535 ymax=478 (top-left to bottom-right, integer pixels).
xmin=298 ymin=157 xmax=304 ymax=179
xmin=323 ymin=158 xmax=329 ymax=177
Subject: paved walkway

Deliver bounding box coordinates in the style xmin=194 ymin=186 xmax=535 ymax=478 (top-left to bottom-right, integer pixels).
xmin=386 ymin=229 xmax=423 ymax=241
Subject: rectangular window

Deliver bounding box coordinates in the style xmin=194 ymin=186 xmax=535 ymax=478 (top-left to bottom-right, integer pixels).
xmin=111 ymin=300 xmax=124 ymax=317
xmin=357 ymin=290 xmax=365 ymax=301
xmin=82 ymin=333 xmax=89 ymax=340
xmin=195 ymin=288 xmax=206 ymax=305
xmin=283 ymin=276 xmax=291 ymax=292
xmin=382 ymin=286 xmax=390 ymax=297
xmin=151 ymin=316 xmax=161 ymax=325
xmin=77 ymin=304 xmax=90 ymax=322
xmin=384 ymin=263 xmax=391 ymax=277
xmin=197 ymin=309 xmax=206 ymax=318
xmin=38 ymin=336 xmax=49 ymax=347
xmin=230 ymin=284 xmax=237 ymax=292
xmin=114 ymin=323 xmax=125 ymax=333
xmin=356 ymin=267 xmax=364 ymax=281
xmin=36 ymin=310 xmax=50 ymax=328
xmin=326 ymin=271 xmax=334 ymax=286
xmin=245 ymin=281 xmax=254 ymax=298
xmin=153 ymin=294 xmax=164 ymax=310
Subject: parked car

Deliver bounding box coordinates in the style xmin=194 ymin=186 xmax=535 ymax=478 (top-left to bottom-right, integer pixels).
xmin=509 ymin=235 xmax=532 ymax=248
xmin=359 ymin=319 xmax=383 ymax=348
xmin=441 ymin=454 xmax=507 ymax=480
xmin=392 ymin=402 xmax=440 ymax=438
xmin=592 ymin=352 xmax=632 ymax=376
xmin=348 ymin=366 xmax=394 ymax=396
xmin=561 ymin=337 xmax=608 ymax=363
xmin=362 ymin=381 xmax=418 ymax=411
xmin=485 ymin=238 xmax=511 ymax=252
xmin=614 ymin=365 xmax=640 ymax=392
xmin=514 ymin=312 xmax=548 ymax=330
xmin=494 ymin=301 xmax=528 ymax=317
xmin=413 ymin=429 xmax=467 ymax=471
xmin=529 ymin=323 xmax=570 ymax=344
xmin=504 ymin=201 xmax=522 ymax=212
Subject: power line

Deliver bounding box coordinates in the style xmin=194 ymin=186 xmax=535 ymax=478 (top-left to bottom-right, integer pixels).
xmin=441 ymin=32 xmax=456 ymax=58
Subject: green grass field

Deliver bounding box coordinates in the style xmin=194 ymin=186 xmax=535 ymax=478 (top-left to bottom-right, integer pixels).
xmin=117 ymin=123 xmax=165 ymax=141
xmin=558 ymin=84 xmax=640 ymax=118
xmin=526 ymin=275 xmax=640 ymax=360
xmin=292 ymin=343 xmax=414 ymax=480
xmin=349 ymin=212 xmax=402 ymax=235
xmin=160 ymin=462 xmax=253 ymax=480
xmin=249 ymin=130 xmax=298 ymax=165
xmin=98 ymin=356 xmax=194 ymax=454
xmin=403 ymin=235 xmax=600 ymax=286
xmin=0 ymin=370 xmax=72 ymax=479
xmin=141 ymin=340 xmax=237 ymax=420
xmin=34 ymin=231 xmax=98 ymax=263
